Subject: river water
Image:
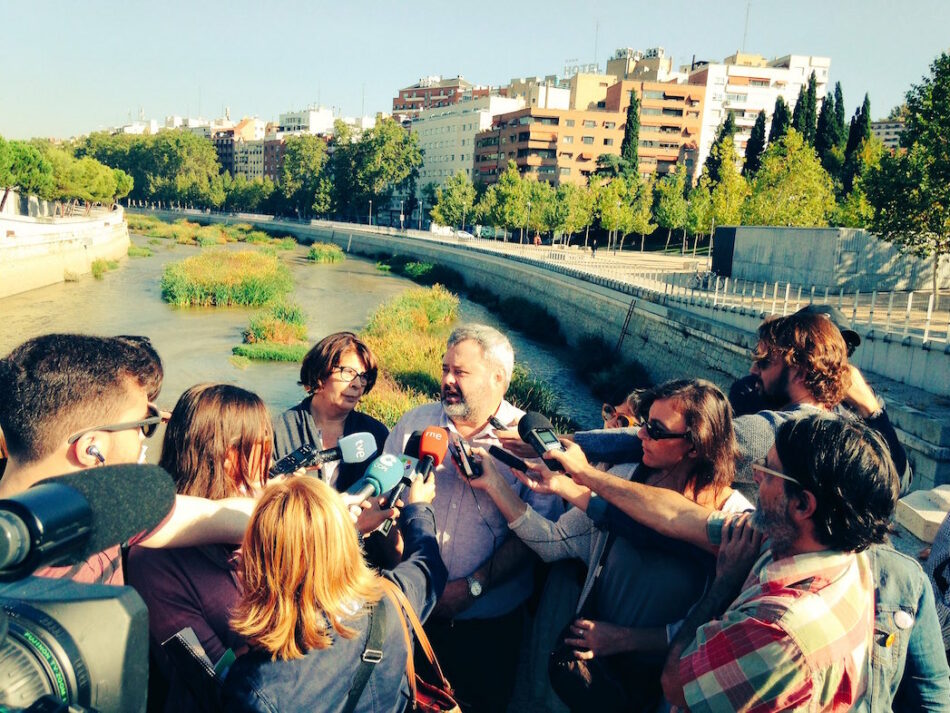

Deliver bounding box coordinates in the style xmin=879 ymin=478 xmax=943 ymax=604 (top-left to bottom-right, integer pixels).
xmin=0 ymin=236 xmax=602 ymax=430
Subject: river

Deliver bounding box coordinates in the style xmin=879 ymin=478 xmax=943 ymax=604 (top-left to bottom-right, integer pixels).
xmin=0 ymin=235 xmax=602 ymax=430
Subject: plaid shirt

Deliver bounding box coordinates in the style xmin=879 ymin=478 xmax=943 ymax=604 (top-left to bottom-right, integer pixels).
xmin=678 ymin=512 xmax=874 ymax=712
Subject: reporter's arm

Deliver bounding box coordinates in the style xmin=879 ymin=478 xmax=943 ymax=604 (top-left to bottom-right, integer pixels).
xmin=138 ymin=494 xmax=255 ymax=548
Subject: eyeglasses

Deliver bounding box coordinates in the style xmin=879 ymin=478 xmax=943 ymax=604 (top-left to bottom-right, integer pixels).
xmin=751 ymin=458 xmax=802 ymax=487
xmin=67 ymin=403 xmax=164 ymax=445
xmin=641 ymin=420 xmax=691 ymax=441
xmin=333 ymin=366 xmax=370 ymax=386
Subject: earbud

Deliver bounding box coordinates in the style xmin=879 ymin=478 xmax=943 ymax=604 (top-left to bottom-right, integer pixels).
xmin=86 ymin=445 xmax=106 ymax=465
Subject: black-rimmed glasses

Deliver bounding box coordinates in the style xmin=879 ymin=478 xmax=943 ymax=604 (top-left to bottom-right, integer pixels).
xmin=66 ymin=403 xmax=163 ymax=445
xmin=333 ymin=366 xmax=370 ymax=386
xmin=642 ymin=420 xmax=691 ymax=441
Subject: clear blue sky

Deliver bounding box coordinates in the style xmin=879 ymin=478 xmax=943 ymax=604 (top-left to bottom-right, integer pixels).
xmin=2 ymin=0 xmax=948 ymax=139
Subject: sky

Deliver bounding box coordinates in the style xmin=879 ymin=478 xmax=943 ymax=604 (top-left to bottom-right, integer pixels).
xmin=2 ymin=0 xmax=948 ymax=140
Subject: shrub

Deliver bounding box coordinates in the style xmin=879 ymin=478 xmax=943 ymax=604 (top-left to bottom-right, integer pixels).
xmin=307 ymin=242 xmax=345 ymax=263
xmin=160 ymin=250 xmax=292 ymax=307
xmin=90 ymin=259 xmax=119 ymax=280
xmin=243 ymin=301 xmax=307 ymax=345
xmin=128 ymin=245 xmax=153 ymax=258
xmin=271 ymin=237 xmax=297 ymax=251
xmin=232 ymin=343 xmax=308 ymax=362
xmin=245 ymin=230 xmax=272 ymax=244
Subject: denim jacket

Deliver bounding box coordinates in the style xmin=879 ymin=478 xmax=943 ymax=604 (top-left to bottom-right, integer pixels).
xmin=866 ymin=544 xmax=950 ymax=712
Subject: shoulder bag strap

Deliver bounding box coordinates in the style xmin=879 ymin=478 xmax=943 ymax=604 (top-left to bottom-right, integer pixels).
xmin=380 ymin=578 xmax=452 ymax=691
xmin=342 ymin=602 xmax=388 ymax=713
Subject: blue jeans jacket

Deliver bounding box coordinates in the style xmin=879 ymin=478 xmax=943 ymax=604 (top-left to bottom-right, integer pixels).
xmin=868 ymin=545 xmax=950 ymax=712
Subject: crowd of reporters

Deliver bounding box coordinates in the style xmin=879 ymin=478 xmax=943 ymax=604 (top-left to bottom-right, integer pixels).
xmin=0 ymin=308 xmax=948 ymax=712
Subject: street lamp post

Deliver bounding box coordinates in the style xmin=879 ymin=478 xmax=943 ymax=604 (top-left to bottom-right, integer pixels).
xmin=418 ymin=199 xmax=423 ymax=231
xmin=368 ymin=200 xmax=372 ymax=226
xmin=524 ymin=199 xmax=531 ymax=244
xmin=400 ymin=200 xmax=405 ymax=231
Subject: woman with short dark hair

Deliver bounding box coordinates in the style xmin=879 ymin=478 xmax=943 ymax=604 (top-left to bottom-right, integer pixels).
xmin=273 ymin=332 xmax=388 ymax=492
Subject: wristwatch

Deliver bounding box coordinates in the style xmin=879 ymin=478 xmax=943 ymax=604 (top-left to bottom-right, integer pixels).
xmin=466 ymin=575 xmax=483 ymax=598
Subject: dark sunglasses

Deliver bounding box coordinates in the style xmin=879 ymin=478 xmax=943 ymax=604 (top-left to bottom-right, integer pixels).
xmin=66 ymin=403 xmax=163 ymax=445
xmin=642 ymin=420 xmax=691 ymax=441
xmin=602 ymin=403 xmax=633 ymax=428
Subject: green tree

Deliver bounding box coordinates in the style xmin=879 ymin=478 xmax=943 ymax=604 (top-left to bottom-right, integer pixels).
xmin=344 ymin=118 xmax=422 ymax=221
xmin=709 ymin=136 xmax=749 ymax=228
xmin=743 ymin=112 xmax=767 ymax=176
xmin=866 ymin=52 xmax=950 ymax=306
xmin=703 ymin=112 xmax=737 ymax=185
xmin=743 ymin=129 xmax=835 ymax=227
xmin=525 ymin=178 xmax=556 ymax=239
xmin=653 ymin=169 xmax=688 ymax=250
xmin=833 ymin=83 xmax=847 ymax=146
xmin=815 ymin=91 xmax=839 ymax=173
xmin=431 ymin=171 xmax=476 ymax=229
xmin=630 ymin=176 xmax=656 ymax=250
xmin=556 ymin=182 xmax=595 ymax=246
xmin=686 ymin=176 xmax=714 ymax=247
xmin=494 ymin=161 xmax=529 ymax=241
xmin=842 ymin=94 xmax=872 ymax=193
xmin=112 ymin=168 xmax=133 ymax=207
xmin=0 ymin=137 xmax=14 ymax=211
xmin=146 ymin=131 xmax=222 ymax=208
xmin=10 ymin=142 xmax=55 ymax=204
xmin=621 ymin=89 xmax=640 ymax=177
xmin=280 ymin=134 xmax=327 ymax=217
xmin=768 ymin=96 xmax=792 ymax=144
xmin=595 ymin=153 xmax=626 ymax=178
xmin=791 ymin=73 xmax=818 ymax=143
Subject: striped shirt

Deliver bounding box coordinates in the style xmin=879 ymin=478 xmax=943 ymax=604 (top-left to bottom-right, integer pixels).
xmin=679 ymin=513 xmax=874 ymax=712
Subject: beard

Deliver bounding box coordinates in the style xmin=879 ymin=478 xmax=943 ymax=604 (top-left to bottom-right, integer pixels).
xmin=441 ymin=386 xmax=473 ymax=421
xmin=752 ymin=491 xmax=798 ymax=558
xmin=760 ymin=367 xmax=792 ymax=409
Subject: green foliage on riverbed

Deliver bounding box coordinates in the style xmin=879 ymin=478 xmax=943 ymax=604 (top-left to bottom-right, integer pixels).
xmin=307 ymin=242 xmax=345 ymax=263
xmin=243 ymin=300 xmax=307 ymax=345
xmin=128 ymin=245 xmax=153 ymax=258
xmin=90 ymin=259 xmax=119 ymax=279
xmin=128 ymin=215 xmax=298 ymax=249
xmin=232 ymin=343 xmax=309 ymax=362
xmin=161 ymin=250 xmax=292 ymax=306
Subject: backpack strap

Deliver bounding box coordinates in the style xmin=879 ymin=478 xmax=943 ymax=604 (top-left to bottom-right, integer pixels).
xmin=342 ymin=602 xmax=387 ymax=713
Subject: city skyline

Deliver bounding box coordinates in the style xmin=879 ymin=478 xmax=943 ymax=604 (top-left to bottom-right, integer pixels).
xmin=2 ymin=0 xmax=948 ymax=140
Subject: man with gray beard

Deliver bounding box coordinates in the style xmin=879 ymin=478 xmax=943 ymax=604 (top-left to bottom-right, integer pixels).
xmin=384 ymin=324 xmax=563 ymax=713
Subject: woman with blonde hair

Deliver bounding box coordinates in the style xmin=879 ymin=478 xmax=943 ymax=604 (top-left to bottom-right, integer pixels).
xmin=127 ymin=383 xmax=274 ymax=712
xmin=223 ymin=473 xmax=447 ymax=712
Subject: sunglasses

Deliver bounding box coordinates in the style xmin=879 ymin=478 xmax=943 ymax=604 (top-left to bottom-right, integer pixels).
xmin=751 ymin=458 xmax=802 ymax=487
xmin=641 ymin=420 xmax=691 ymax=441
xmin=333 ymin=366 xmax=370 ymax=386
xmin=601 ymin=404 xmax=633 ymax=427
xmin=67 ymin=403 xmax=164 ymax=445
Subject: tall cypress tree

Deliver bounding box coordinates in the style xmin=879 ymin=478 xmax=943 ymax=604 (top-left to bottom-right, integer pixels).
xmin=768 ymin=96 xmax=791 ymax=143
xmin=803 ymin=72 xmax=818 ymax=143
xmin=743 ymin=111 xmax=767 ymax=176
xmin=842 ymin=94 xmax=872 ymax=193
xmin=791 ymin=84 xmax=807 ymax=135
xmin=703 ymin=112 xmax=736 ymax=185
xmin=814 ymin=92 xmax=837 ymax=163
xmin=620 ymin=89 xmax=640 ymax=178
xmin=833 ymin=83 xmax=846 ymax=147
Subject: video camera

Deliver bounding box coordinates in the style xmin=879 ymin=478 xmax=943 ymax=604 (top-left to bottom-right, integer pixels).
xmin=0 ymin=464 xmax=176 ymax=712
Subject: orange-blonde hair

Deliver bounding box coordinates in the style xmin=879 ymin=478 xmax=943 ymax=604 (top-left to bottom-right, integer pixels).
xmin=231 ymin=477 xmax=385 ymax=660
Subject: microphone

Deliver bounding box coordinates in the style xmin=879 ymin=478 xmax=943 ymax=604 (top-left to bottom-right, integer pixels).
xmin=269 ymin=431 xmax=377 ymax=477
xmin=517 ymin=411 xmax=565 ymax=471
xmin=344 ymin=454 xmax=405 ymax=517
xmin=379 ymin=427 xmax=449 ymax=536
xmin=0 ymin=464 xmax=176 ymax=582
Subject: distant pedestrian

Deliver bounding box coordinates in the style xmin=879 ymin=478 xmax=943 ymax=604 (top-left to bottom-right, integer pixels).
xmin=591 ymin=242 xmax=598 ymax=258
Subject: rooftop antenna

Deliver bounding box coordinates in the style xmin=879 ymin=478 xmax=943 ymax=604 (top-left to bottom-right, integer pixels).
xmin=741 ymin=1 xmax=751 ymax=53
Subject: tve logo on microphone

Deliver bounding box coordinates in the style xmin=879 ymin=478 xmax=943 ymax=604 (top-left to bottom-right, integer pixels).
xmin=352 ymin=438 xmax=368 ymax=461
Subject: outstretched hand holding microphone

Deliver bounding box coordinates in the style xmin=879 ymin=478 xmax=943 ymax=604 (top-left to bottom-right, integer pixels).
xmin=378 ymin=426 xmax=447 ymax=536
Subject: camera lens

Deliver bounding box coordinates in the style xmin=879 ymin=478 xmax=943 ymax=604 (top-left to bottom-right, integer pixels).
xmin=0 ymin=603 xmax=90 ymax=709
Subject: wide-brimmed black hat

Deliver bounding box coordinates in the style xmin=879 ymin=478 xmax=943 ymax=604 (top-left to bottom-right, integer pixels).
xmin=798 ymin=304 xmax=861 ymax=351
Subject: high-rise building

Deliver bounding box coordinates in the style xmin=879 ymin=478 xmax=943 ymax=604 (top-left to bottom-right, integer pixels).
xmin=871 ymin=119 xmax=905 ymax=151
xmin=233 ymin=140 xmax=265 ymax=180
xmin=473 ymin=106 xmax=626 ymax=187
xmin=412 ymin=95 xmax=525 ymax=190
xmin=505 ymin=76 xmax=571 ymax=110
xmin=392 ymin=76 xmax=490 ymax=120
xmin=687 ymin=53 xmax=830 ymax=170
xmin=606 ymin=47 xmax=681 ymax=83
xmin=603 ymin=80 xmax=705 ymax=181
xmin=279 ymin=108 xmax=335 ymax=135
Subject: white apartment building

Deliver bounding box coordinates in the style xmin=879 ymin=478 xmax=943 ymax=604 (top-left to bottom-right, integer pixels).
xmin=688 ymin=53 xmax=830 ymax=170
xmin=505 ymin=77 xmax=570 ymax=110
xmin=871 ymin=119 xmax=905 ymax=150
xmin=279 ymin=107 xmax=335 ymax=135
xmin=233 ymin=140 xmax=266 ymax=180
xmin=411 ymin=95 xmax=525 ymax=189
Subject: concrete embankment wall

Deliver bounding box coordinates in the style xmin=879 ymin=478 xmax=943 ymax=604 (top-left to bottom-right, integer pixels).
xmin=0 ymin=210 xmax=130 ymax=299
xmin=137 ymin=210 xmax=950 ymax=488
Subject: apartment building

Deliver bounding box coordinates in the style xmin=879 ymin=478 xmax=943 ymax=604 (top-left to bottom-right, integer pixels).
xmin=412 ymin=95 xmax=525 ymax=189
xmin=392 ymin=76 xmax=490 ymax=120
xmin=606 ymin=47 xmax=681 ymax=83
xmin=603 ymin=79 xmax=705 ymax=181
xmin=263 ymin=138 xmax=287 ymax=183
xmin=233 ymin=140 xmax=265 ymax=180
xmin=473 ymin=106 xmax=625 ymax=187
xmin=504 ymin=76 xmax=571 ymax=110
xmin=279 ymin=108 xmax=334 ymax=135
xmin=871 ymin=119 xmax=905 ymax=151
xmin=688 ymin=53 xmax=830 ymax=169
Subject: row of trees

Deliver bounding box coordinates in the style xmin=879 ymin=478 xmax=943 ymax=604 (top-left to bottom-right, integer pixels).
xmin=0 ymin=136 xmax=132 ymax=214
xmin=76 ymin=118 xmax=422 ymax=221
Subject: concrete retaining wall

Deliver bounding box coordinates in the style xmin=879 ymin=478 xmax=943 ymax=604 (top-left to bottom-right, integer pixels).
xmin=0 ymin=209 xmax=130 ymax=298
xmin=723 ymin=226 xmax=949 ymax=292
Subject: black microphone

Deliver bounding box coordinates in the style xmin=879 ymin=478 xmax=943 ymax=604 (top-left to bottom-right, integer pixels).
xmin=0 ymin=464 xmax=176 ymax=582
xmin=379 ymin=427 xmax=449 ymax=536
xmin=517 ymin=411 xmax=565 ymax=471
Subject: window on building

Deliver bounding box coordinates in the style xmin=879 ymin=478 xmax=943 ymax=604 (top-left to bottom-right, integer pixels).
xmin=603 ymin=138 xmax=614 ymax=146
xmin=643 ymin=90 xmax=665 ymax=100
xmin=582 ymin=120 xmax=596 ymax=127
xmin=582 ymin=136 xmax=594 ymax=144
xmin=565 ymin=119 xmax=575 ymax=127
xmin=559 ymin=167 xmax=571 ymax=175
xmin=604 ymin=121 xmax=616 ymax=129
xmin=597 ymin=101 xmax=606 ymax=109
xmin=562 ymin=135 xmax=574 ymax=144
